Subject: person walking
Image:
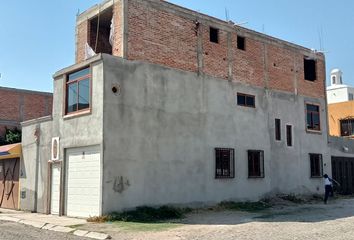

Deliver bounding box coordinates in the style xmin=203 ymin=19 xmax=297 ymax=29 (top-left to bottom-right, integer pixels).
xmin=323 ymin=174 xmax=332 ymax=204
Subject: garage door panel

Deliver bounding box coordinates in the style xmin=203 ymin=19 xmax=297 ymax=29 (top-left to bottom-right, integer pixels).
xmin=66 ymin=147 xmax=101 ymax=218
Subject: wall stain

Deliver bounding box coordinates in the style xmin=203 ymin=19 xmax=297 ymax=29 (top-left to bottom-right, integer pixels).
xmin=113 ymin=176 xmax=130 ymax=193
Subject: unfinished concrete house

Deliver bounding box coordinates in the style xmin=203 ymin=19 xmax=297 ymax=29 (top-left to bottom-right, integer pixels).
xmin=20 ymin=0 xmax=340 ymax=218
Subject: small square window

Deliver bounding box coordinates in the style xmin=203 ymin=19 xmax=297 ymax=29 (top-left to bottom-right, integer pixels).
xmin=248 ymin=150 xmax=264 ymax=178
xmin=215 ymin=148 xmax=235 ymax=179
xmin=237 ymin=36 xmax=245 ymax=50
xmin=304 ymin=58 xmax=317 ymax=81
xmin=210 ymin=27 xmax=219 ymax=43
xmin=310 ymin=153 xmax=323 ymax=178
xmin=237 ymin=93 xmax=255 ymax=108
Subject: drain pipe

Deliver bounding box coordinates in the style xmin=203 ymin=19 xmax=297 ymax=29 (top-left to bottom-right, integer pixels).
xmin=33 ymin=125 xmax=40 ymax=212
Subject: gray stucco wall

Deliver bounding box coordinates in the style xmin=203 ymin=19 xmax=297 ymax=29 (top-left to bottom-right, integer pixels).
xmin=20 ymin=57 xmax=104 ymax=214
xmin=101 ymin=55 xmax=330 ymax=213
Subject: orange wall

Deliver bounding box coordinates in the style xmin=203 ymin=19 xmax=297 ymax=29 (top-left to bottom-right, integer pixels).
xmin=328 ymin=101 xmax=354 ymax=137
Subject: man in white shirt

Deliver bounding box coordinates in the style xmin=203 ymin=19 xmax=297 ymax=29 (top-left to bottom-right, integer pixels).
xmin=323 ymin=174 xmax=332 ymax=204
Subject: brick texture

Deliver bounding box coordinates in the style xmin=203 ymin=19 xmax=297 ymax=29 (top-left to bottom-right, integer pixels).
xmin=75 ymin=0 xmax=325 ymax=98
xmin=0 ymin=88 xmax=52 ymax=137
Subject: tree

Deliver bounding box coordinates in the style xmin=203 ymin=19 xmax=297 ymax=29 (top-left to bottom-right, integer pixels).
xmin=0 ymin=127 xmax=21 ymax=145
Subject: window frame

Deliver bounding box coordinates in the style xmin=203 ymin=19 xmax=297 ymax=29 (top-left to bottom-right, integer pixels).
xmin=215 ymin=148 xmax=235 ymax=179
xmin=64 ymin=66 xmax=92 ymax=116
xmin=237 ymin=93 xmax=256 ymax=108
xmin=305 ymin=103 xmax=321 ymax=132
xmin=286 ymin=124 xmax=293 ymax=147
xmin=340 ymin=118 xmax=354 ymax=137
xmin=309 ymin=153 xmax=323 ymax=178
xmin=275 ymin=118 xmax=281 ymax=141
xmin=247 ymin=150 xmax=265 ymax=178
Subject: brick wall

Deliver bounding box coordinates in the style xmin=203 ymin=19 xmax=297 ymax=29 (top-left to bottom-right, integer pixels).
xmin=76 ymin=0 xmax=325 ymax=99
xmin=0 ymin=87 xmax=52 ymax=137
xmin=76 ymin=0 xmax=123 ymax=63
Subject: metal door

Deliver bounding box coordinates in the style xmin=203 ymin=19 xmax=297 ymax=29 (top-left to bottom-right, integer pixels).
xmin=331 ymin=156 xmax=354 ymax=194
xmin=0 ymin=158 xmax=19 ymax=209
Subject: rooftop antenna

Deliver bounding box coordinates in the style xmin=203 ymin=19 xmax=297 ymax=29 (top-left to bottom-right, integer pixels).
xmin=77 ymin=8 xmax=80 ymax=16
xmin=225 ymin=7 xmax=230 ymax=21
xmin=318 ymin=26 xmax=325 ymax=52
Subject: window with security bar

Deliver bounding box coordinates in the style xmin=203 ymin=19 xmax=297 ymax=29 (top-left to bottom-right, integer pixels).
xmin=340 ymin=118 xmax=354 ymax=137
xmin=215 ymin=148 xmax=235 ymax=179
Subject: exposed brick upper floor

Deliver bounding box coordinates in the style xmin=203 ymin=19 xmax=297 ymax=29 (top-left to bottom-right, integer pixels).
xmin=75 ymin=0 xmax=326 ymax=99
xmin=0 ymin=87 xmax=52 ymax=136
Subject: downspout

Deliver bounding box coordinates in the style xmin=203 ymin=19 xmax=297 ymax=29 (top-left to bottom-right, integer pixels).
xmin=34 ymin=124 xmax=40 ymax=212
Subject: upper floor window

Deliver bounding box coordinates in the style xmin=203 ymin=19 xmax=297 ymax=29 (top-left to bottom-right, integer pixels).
xmin=215 ymin=148 xmax=235 ymax=179
xmin=306 ymin=104 xmax=320 ymax=131
xmin=66 ymin=67 xmax=91 ymax=114
xmin=210 ymin=27 xmax=219 ymax=43
xmin=237 ymin=93 xmax=255 ymax=108
xmin=275 ymin=119 xmax=281 ymax=141
xmin=340 ymin=119 xmax=354 ymax=137
xmin=237 ymin=36 xmax=245 ymax=50
xmin=304 ymin=58 xmax=317 ymax=81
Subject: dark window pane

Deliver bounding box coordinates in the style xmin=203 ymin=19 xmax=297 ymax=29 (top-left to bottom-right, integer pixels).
xmin=286 ymin=125 xmax=292 ymax=146
xmin=275 ymin=119 xmax=281 ymax=141
xmin=67 ymin=83 xmax=78 ymax=113
xmin=246 ymin=96 xmax=255 ymax=107
xmin=310 ymin=154 xmax=322 ymax=177
xmin=307 ymin=104 xmax=319 ymax=112
xmin=237 ymin=36 xmax=245 ymax=50
xmin=68 ymin=68 xmax=90 ymax=81
xmin=237 ymin=95 xmax=246 ymax=105
xmin=78 ymin=79 xmax=90 ymax=110
xmin=304 ymin=58 xmax=316 ymax=81
xmin=210 ymin=27 xmax=219 ymax=43
xmin=248 ymin=150 xmax=264 ymax=178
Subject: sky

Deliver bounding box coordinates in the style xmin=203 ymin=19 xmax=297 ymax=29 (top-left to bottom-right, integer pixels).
xmin=0 ymin=0 xmax=353 ymax=92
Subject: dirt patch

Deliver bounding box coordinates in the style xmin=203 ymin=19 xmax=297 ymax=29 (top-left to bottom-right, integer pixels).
xmin=77 ymin=197 xmax=354 ymax=240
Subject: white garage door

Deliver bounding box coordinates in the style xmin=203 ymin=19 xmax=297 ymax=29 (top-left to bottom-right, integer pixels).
xmin=51 ymin=164 xmax=61 ymax=215
xmin=66 ymin=146 xmax=101 ymax=218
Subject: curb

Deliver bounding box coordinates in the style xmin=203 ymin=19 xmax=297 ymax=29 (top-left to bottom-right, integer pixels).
xmin=0 ymin=216 xmax=111 ymax=239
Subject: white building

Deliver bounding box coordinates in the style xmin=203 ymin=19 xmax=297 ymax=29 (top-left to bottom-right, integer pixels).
xmin=327 ymin=69 xmax=354 ymax=104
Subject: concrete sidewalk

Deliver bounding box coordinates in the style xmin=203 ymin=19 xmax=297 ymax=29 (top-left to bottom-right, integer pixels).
xmin=0 ymin=208 xmax=110 ymax=239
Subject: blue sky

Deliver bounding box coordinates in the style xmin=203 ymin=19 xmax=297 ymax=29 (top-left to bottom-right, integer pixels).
xmin=0 ymin=0 xmax=353 ymax=92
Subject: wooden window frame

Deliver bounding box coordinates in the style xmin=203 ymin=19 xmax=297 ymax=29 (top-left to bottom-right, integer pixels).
xmin=64 ymin=67 xmax=92 ymax=116
xmin=305 ymin=103 xmax=321 ymax=132
xmin=248 ymin=150 xmax=265 ymax=178
xmin=310 ymin=153 xmax=323 ymax=178
xmin=215 ymin=148 xmax=235 ymax=179
xmin=275 ymin=119 xmax=281 ymax=141
xmin=237 ymin=93 xmax=256 ymax=108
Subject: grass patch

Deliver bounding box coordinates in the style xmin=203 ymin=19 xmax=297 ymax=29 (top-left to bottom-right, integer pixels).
xmin=88 ymin=206 xmax=190 ymax=223
xmin=279 ymin=194 xmax=305 ymax=204
xmin=217 ymin=201 xmax=271 ymax=212
xmin=112 ymin=221 xmax=182 ymax=232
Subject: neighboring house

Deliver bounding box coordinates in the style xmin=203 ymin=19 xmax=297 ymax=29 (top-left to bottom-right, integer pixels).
xmin=0 ymin=87 xmax=52 ymax=210
xmin=327 ymin=69 xmax=354 ymax=138
xmin=327 ymin=69 xmax=354 ymax=104
xmin=0 ymin=86 xmax=53 ymax=140
xmin=18 ymin=0 xmax=353 ymax=217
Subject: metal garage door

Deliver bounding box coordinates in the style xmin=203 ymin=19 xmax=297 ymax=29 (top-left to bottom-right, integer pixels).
xmin=51 ymin=164 xmax=61 ymax=215
xmin=66 ymin=146 xmax=101 ymax=218
xmin=332 ymin=156 xmax=354 ymax=194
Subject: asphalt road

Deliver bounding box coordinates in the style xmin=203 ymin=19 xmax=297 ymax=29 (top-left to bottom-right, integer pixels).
xmin=0 ymin=220 xmax=89 ymax=240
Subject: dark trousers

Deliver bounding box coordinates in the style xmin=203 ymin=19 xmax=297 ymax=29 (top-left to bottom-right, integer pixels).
xmin=324 ymin=185 xmax=332 ymax=204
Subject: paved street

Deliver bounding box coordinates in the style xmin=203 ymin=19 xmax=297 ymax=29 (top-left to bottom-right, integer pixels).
xmin=0 ymin=220 xmax=89 ymax=240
